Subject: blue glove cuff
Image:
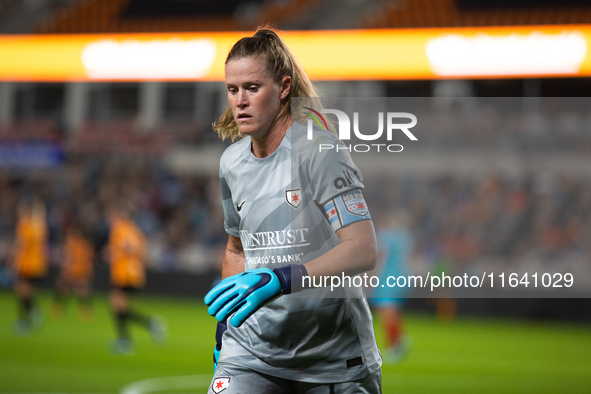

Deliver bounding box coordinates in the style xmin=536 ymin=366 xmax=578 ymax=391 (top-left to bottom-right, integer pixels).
xmin=215 ymin=320 xmax=227 ymax=350
xmin=273 ymin=264 xmax=309 ymax=295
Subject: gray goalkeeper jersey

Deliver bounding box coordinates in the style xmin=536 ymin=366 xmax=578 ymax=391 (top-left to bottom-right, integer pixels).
xmin=218 ymin=121 xmax=381 ymax=383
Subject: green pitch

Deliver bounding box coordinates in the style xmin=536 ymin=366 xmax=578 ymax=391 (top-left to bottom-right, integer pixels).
xmin=0 ymin=290 xmax=590 ymax=394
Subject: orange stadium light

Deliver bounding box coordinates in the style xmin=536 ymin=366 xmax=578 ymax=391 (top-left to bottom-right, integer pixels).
xmin=1 ymin=26 xmax=591 ymax=81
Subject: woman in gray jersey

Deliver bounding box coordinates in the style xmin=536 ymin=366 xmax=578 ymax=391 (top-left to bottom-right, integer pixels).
xmin=205 ymin=27 xmax=382 ymax=394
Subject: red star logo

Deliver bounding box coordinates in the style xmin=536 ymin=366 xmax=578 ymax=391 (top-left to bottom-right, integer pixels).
xmin=215 ymin=381 xmax=224 ymax=389
xmin=356 ymin=202 xmax=365 ymax=210
xmin=292 ymin=194 xmax=299 ymax=202
xmin=330 ymin=208 xmax=336 ymax=215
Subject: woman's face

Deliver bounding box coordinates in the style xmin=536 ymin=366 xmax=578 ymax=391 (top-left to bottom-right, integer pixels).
xmin=225 ymin=55 xmax=290 ymax=140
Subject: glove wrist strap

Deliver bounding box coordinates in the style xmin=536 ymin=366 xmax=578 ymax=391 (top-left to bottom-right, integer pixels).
xmin=273 ymin=264 xmax=308 ymax=295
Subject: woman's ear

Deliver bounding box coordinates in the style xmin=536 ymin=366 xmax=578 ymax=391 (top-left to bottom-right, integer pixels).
xmin=280 ymin=76 xmax=292 ymax=100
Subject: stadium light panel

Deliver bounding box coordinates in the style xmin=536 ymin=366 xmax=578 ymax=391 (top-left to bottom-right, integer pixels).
xmin=0 ymin=26 xmax=590 ymax=81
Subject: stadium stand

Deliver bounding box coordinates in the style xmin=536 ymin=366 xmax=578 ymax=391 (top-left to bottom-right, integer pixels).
xmin=35 ymin=0 xmax=239 ymax=33
xmin=67 ymin=120 xmax=172 ymax=155
xmin=33 ymin=0 xmax=323 ymax=34
xmin=0 ymin=0 xmax=77 ymax=34
xmin=1 ymin=97 xmax=590 ymax=280
xmin=0 ymin=119 xmax=61 ymax=141
xmin=365 ymin=0 xmax=591 ymax=28
xmin=3 ymin=0 xmax=591 ymax=35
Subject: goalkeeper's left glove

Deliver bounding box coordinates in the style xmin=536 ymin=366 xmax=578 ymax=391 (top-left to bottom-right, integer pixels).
xmin=213 ymin=320 xmax=226 ymax=372
xmin=204 ymin=264 xmax=308 ymax=327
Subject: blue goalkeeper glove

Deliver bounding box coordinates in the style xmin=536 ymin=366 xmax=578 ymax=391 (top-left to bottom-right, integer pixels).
xmin=213 ymin=320 xmax=226 ymax=372
xmin=204 ymin=265 xmax=308 ymax=327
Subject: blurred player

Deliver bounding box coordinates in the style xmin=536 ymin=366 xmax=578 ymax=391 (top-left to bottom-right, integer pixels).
xmin=51 ymin=218 xmax=95 ymax=322
xmin=10 ymin=199 xmax=48 ymax=334
xmin=106 ymin=204 xmax=165 ymax=354
xmin=204 ymin=28 xmax=382 ymax=393
xmin=370 ymin=211 xmax=414 ymax=364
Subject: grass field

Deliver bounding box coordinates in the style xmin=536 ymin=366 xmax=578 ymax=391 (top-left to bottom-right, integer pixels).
xmin=1 ymin=290 xmax=590 ymax=394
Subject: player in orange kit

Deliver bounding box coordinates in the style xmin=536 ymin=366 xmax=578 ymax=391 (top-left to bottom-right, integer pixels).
xmin=52 ymin=218 xmax=95 ymax=321
xmin=11 ymin=199 xmax=48 ymax=334
xmin=106 ymin=205 xmax=165 ymax=354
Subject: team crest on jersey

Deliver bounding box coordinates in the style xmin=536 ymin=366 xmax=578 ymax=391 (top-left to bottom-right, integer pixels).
xmin=212 ymin=377 xmax=230 ymax=393
xmin=285 ymin=189 xmax=302 ymax=208
xmin=341 ymin=190 xmax=368 ymax=216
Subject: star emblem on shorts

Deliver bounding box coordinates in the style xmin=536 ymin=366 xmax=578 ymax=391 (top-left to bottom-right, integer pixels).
xmin=212 ymin=377 xmax=230 ymax=393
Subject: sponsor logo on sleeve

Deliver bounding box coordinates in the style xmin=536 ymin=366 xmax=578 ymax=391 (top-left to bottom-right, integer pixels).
xmin=334 ymin=168 xmax=359 ymax=189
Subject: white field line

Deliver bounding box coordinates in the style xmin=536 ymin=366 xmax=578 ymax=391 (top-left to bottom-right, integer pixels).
xmin=119 ymin=374 xmax=212 ymax=394
xmin=0 ymin=371 xmax=526 ymax=394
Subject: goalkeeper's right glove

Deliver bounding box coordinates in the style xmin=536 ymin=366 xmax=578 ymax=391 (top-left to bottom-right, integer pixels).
xmin=204 ymin=265 xmax=308 ymax=328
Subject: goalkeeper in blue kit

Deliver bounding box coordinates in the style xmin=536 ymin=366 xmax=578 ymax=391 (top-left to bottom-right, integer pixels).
xmin=204 ymin=27 xmax=383 ymax=393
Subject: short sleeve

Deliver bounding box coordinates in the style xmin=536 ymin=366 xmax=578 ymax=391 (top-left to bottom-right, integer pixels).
xmin=220 ymin=172 xmax=240 ymax=238
xmin=308 ymin=139 xmax=364 ymax=205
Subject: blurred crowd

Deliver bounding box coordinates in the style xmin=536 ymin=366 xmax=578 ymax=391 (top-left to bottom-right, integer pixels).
xmin=367 ymin=171 xmax=591 ymax=283
xmin=0 ymin=157 xmax=226 ymax=277
xmin=1 ymin=97 xmax=591 ymax=286
xmin=1 ymin=161 xmax=590 ymax=282
xmin=412 ymin=98 xmax=591 ymax=153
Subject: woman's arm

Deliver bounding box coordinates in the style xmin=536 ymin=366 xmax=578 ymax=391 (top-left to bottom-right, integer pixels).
xmin=303 ymin=219 xmax=378 ymax=279
xmin=221 ymin=234 xmax=245 ymax=279
xmin=205 ymin=221 xmax=377 ymax=327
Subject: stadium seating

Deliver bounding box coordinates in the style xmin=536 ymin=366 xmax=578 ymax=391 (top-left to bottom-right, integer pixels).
xmin=36 ymin=0 xmax=239 ymax=33
xmin=67 ymin=119 xmax=172 ymax=155
xmin=34 ymin=0 xmax=325 ymax=34
xmin=365 ymin=0 xmax=591 ymax=28
xmin=0 ymin=119 xmax=61 ymax=141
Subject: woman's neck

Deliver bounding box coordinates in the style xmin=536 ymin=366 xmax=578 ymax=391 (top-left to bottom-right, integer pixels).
xmin=250 ymin=115 xmax=291 ymax=158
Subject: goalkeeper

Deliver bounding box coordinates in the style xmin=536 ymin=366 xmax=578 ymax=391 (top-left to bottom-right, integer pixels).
xmin=205 ymin=27 xmax=382 ymax=394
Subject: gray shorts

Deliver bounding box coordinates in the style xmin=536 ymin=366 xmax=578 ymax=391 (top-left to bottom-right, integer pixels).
xmin=208 ymin=362 xmax=382 ymax=394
